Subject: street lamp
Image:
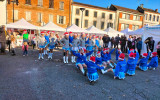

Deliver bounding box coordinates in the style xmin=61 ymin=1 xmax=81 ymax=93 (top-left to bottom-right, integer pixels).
xmin=80 ymin=8 xmax=85 ymax=28
xmin=8 ymin=0 xmax=19 ymax=23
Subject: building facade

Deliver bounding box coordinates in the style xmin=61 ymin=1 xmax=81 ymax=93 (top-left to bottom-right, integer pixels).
xmin=0 ymin=0 xmax=7 ymax=26
xmin=7 ymin=0 xmax=72 ymax=28
xmin=71 ymin=2 xmax=116 ymax=30
xmin=110 ymin=5 xmax=144 ymax=31
xmin=137 ymin=4 xmax=160 ymax=26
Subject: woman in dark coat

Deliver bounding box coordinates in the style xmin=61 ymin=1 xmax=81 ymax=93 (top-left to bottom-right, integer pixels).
xmin=0 ymin=25 xmax=6 ymax=54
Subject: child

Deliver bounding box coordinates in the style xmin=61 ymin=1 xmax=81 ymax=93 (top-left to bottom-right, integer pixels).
xmin=105 ymin=48 xmax=116 ymax=68
xmin=38 ymin=31 xmax=46 ymax=59
xmin=107 ymin=53 xmax=127 ymax=79
xmin=60 ymin=32 xmax=70 ymax=63
xmin=125 ymin=52 xmax=136 ymax=75
xmin=79 ymin=32 xmax=86 ymax=49
xmin=128 ymin=48 xmax=135 ymax=55
xmin=82 ymin=56 xmax=106 ymax=85
xmin=95 ymin=36 xmax=100 ymax=53
xmin=86 ymin=35 xmax=94 ymax=53
xmin=11 ymin=36 xmax=16 ymax=56
xmin=116 ymin=49 xmax=122 ymax=61
xmin=31 ymin=37 xmax=36 ymax=49
xmin=147 ymin=52 xmax=158 ymax=70
xmin=72 ymin=48 xmax=93 ymax=75
xmin=71 ymin=34 xmax=80 ymax=63
xmin=44 ymin=31 xmax=50 ymax=55
xmin=137 ymin=52 xmax=150 ymax=71
xmin=48 ymin=32 xmax=56 ymax=59
xmin=22 ymin=42 xmax=29 ymax=56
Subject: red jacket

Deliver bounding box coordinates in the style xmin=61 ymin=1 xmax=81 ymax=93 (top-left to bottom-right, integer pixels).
xmin=22 ymin=45 xmax=29 ymax=51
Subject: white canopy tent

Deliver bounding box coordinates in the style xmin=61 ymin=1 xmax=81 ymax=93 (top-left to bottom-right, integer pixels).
xmin=86 ymin=26 xmax=107 ymax=34
xmin=121 ymin=28 xmax=132 ymax=34
xmin=141 ymin=25 xmax=160 ymax=54
xmin=127 ymin=27 xmax=144 ymax=36
xmin=66 ymin=24 xmax=88 ymax=33
xmin=40 ymin=22 xmax=66 ymax=32
xmin=6 ymin=18 xmax=38 ymax=30
xmin=104 ymin=27 xmax=124 ymax=37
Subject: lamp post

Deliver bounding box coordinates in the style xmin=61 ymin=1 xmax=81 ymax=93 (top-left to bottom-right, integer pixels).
xmin=80 ymin=8 xmax=85 ymax=28
xmin=9 ymin=0 xmax=19 ymax=23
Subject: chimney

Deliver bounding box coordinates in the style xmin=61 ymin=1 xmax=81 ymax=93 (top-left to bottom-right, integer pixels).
xmin=140 ymin=4 xmax=144 ymax=8
xmin=155 ymin=9 xmax=158 ymax=12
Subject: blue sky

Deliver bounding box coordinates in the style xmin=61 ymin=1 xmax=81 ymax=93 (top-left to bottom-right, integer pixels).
xmin=73 ymin=0 xmax=160 ymax=12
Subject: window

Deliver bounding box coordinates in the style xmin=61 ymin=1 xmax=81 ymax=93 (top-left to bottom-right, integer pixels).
xmin=59 ymin=2 xmax=64 ymax=10
xmin=102 ymin=13 xmax=105 ymax=18
xmin=94 ymin=11 xmax=97 ymax=18
xmin=76 ymin=9 xmax=80 ymax=15
xmin=57 ymin=15 xmax=66 ymax=24
xmin=126 ymin=14 xmax=130 ymax=20
xmin=38 ymin=13 xmax=42 ymax=22
xmin=135 ymin=25 xmax=139 ymax=30
xmin=122 ymin=13 xmax=126 ymax=19
xmin=145 ymin=14 xmax=148 ymax=20
xmin=49 ymin=0 xmax=54 ymax=8
xmin=38 ymin=0 xmax=43 ymax=6
xmin=26 ymin=0 xmax=31 ymax=5
xmin=93 ymin=21 xmax=97 ymax=27
xmin=109 ymin=14 xmax=112 ymax=20
xmin=153 ymin=15 xmax=155 ymax=21
xmin=149 ymin=15 xmax=152 ymax=21
xmin=125 ymin=24 xmax=129 ymax=29
xmin=133 ymin=15 xmax=137 ymax=20
xmin=49 ymin=14 xmax=53 ymax=22
xmin=75 ymin=18 xmax=79 ymax=26
xmin=26 ymin=11 xmax=31 ymax=21
xmin=85 ymin=10 xmax=89 ymax=16
xmin=132 ymin=25 xmax=135 ymax=30
xmin=101 ymin=22 xmax=104 ymax=29
xmin=157 ymin=16 xmax=159 ymax=22
xmin=121 ymin=24 xmax=125 ymax=30
xmin=14 ymin=10 xmax=18 ymax=20
xmin=107 ymin=23 xmax=113 ymax=28
xmin=84 ymin=20 xmax=88 ymax=27
xmin=137 ymin=16 xmax=140 ymax=21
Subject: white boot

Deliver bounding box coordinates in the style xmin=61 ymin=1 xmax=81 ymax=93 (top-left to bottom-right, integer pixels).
xmin=48 ymin=53 xmax=51 ymax=59
xmin=38 ymin=53 xmax=41 ymax=59
xmin=45 ymin=50 xmax=48 ymax=55
xmin=41 ymin=53 xmax=44 ymax=59
xmin=71 ymin=56 xmax=73 ymax=63
xmin=73 ymin=56 xmax=76 ymax=63
xmin=80 ymin=68 xmax=85 ymax=75
xmin=63 ymin=56 xmax=66 ymax=63
xmin=66 ymin=56 xmax=68 ymax=63
xmin=50 ymin=53 xmax=53 ymax=59
xmin=101 ymin=69 xmax=108 ymax=74
xmin=43 ymin=50 xmax=46 ymax=55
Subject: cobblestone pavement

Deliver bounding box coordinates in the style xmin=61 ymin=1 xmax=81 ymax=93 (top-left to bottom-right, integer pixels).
xmin=0 ymin=48 xmax=160 ymax=100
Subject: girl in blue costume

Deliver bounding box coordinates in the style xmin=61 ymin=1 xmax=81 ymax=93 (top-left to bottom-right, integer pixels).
xmin=148 ymin=52 xmax=158 ymax=70
xmin=38 ymin=31 xmax=46 ymax=60
xmin=44 ymin=31 xmax=50 ymax=55
xmin=48 ymin=31 xmax=56 ymax=60
xmin=116 ymin=48 xmax=122 ymax=61
xmin=105 ymin=48 xmax=116 ymax=68
xmin=107 ymin=53 xmax=127 ymax=79
xmin=82 ymin=56 xmax=106 ymax=85
xmin=137 ymin=52 xmax=150 ymax=71
xmin=95 ymin=36 xmax=100 ymax=54
xmin=125 ymin=52 xmax=137 ymax=76
xmin=72 ymin=48 xmax=94 ymax=75
xmin=69 ymin=32 xmax=73 ymax=54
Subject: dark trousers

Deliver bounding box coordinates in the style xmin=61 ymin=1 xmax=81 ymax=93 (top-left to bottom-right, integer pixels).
xmin=138 ymin=49 xmax=141 ymax=55
xmin=114 ymin=43 xmax=119 ymax=48
xmin=0 ymin=42 xmax=6 ymax=53
xmin=7 ymin=40 xmax=11 ymax=52
xmin=33 ymin=44 xmax=35 ymax=49
xmin=157 ymin=50 xmax=160 ymax=58
xmin=103 ymin=43 xmax=109 ymax=48
xmin=111 ymin=43 xmax=114 ymax=48
xmin=23 ymin=50 xmax=28 ymax=55
xmin=121 ymin=45 xmax=125 ymax=53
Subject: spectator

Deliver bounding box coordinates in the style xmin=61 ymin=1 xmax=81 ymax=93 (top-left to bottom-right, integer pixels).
xmin=11 ymin=36 xmax=16 ymax=56
xmin=22 ymin=42 xmax=29 ymax=56
xmin=120 ymin=35 xmax=126 ymax=53
xmin=131 ymin=36 xmax=136 ymax=49
xmin=31 ymin=37 xmax=36 ymax=49
xmin=127 ymin=35 xmax=132 ymax=50
xmin=156 ymin=41 xmax=160 ymax=59
xmin=0 ymin=25 xmax=7 ymax=54
xmin=136 ymin=37 xmax=142 ymax=55
xmin=102 ymin=34 xmax=110 ymax=48
xmin=114 ymin=34 xmax=120 ymax=48
xmin=6 ymin=30 xmax=12 ymax=52
xmin=148 ymin=37 xmax=155 ymax=52
xmin=23 ymin=30 xmax=29 ymax=42
xmin=110 ymin=37 xmax=114 ymax=48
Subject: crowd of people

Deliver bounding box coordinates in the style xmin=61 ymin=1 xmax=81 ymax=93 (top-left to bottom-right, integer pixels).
xmin=0 ymin=27 xmax=159 ymax=85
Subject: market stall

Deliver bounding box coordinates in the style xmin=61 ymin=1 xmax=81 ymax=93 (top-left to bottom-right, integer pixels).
xmin=86 ymin=26 xmax=106 ymax=35
xmin=104 ymin=27 xmax=124 ymax=37
xmin=66 ymin=24 xmax=88 ymax=33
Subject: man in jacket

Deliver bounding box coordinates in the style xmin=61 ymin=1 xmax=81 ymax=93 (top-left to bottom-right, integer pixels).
xmin=0 ymin=25 xmax=7 ymax=54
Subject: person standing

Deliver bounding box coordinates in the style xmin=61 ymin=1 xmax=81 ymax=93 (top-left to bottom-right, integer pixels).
xmin=6 ymin=30 xmax=12 ymax=52
xmin=120 ymin=36 xmax=126 ymax=53
xmin=136 ymin=38 xmax=142 ymax=55
xmin=114 ymin=34 xmax=120 ymax=48
xmin=127 ymin=35 xmax=132 ymax=50
xmin=156 ymin=41 xmax=160 ymax=59
xmin=110 ymin=37 xmax=114 ymax=49
xmin=0 ymin=25 xmax=7 ymax=54
xmin=148 ymin=37 xmax=155 ymax=52
xmin=102 ymin=34 xmax=108 ymax=48
xmin=23 ymin=30 xmax=29 ymax=42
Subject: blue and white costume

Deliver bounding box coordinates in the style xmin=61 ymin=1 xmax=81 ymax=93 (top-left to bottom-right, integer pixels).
xmin=87 ymin=39 xmax=94 ymax=51
xmin=147 ymin=56 xmax=158 ymax=69
xmin=60 ymin=37 xmax=70 ymax=51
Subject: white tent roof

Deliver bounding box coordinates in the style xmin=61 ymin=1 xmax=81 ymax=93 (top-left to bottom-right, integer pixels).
xmin=86 ymin=26 xmax=106 ymax=34
xmin=104 ymin=27 xmax=124 ymax=37
xmin=6 ymin=18 xmax=38 ymax=30
xmin=40 ymin=22 xmax=66 ymax=31
xmin=121 ymin=28 xmax=132 ymax=34
xmin=66 ymin=24 xmax=88 ymax=33
xmin=127 ymin=27 xmax=144 ymax=35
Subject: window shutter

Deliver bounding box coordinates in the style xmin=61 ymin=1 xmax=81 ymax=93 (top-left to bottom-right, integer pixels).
xmin=57 ymin=15 xmax=59 ymax=24
xmin=64 ymin=16 xmax=66 ymax=24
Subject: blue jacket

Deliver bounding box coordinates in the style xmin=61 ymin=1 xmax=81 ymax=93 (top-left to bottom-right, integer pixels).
xmin=44 ymin=35 xmax=50 ymax=42
xmin=137 ymin=52 xmax=150 ymax=67
xmin=147 ymin=56 xmax=158 ymax=68
xmin=85 ymin=38 xmax=89 ymax=45
xmin=136 ymin=41 xmax=142 ymax=50
xmin=116 ymin=49 xmax=120 ymax=61
xmin=69 ymin=36 xmax=74 ymax=44
xmin=101 ymin=51 xmax=108 ymax=61
xmin=96 ymin=57 xmax=103 ymax=65
xmin=72 ymin=50 xmax=94 ymax=64
xmin=95 ymin=40 xmax=99 ymax=47
xmin=83 ymin=60 xmax=104 ymax=74
xmin=114 ymin=60 xmax=127 ymax=77
xmin=125 ymin=58 xmax=136 ymax=73
xmin=106 ymin=49 xmax=115 ymax=60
